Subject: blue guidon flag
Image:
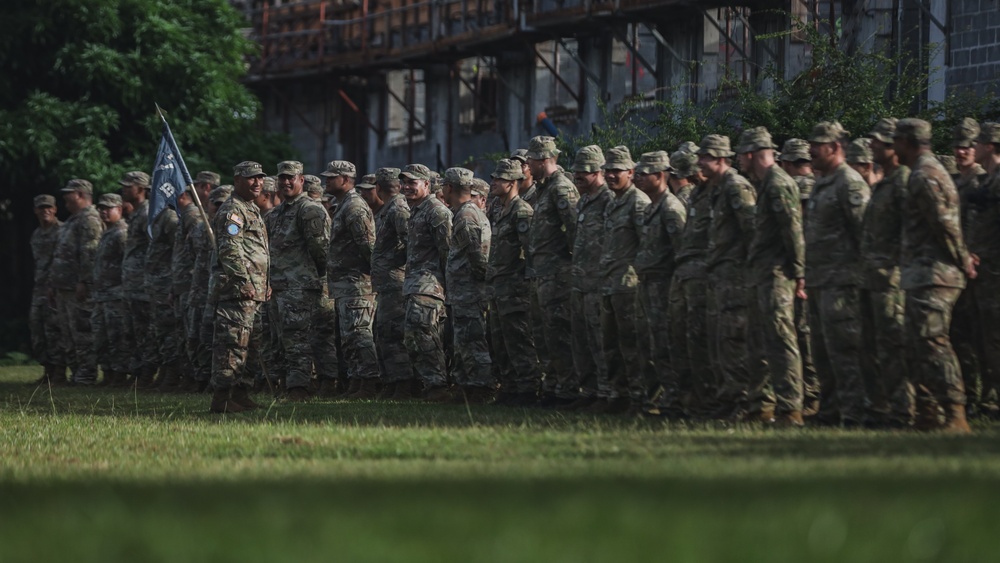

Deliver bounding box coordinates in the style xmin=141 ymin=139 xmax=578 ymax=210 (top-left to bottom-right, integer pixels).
xmin=148 ymin=116 xmax=194 ymax=238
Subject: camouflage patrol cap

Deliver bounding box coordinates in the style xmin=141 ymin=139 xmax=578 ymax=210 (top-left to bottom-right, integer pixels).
xmin=399 ymin=164 xmax=432 ymax=181
xmin=376 ymin=167 xmax=402 ymax=185
xmin=33 ymin=194 xmax=56 ymax=208
xmin=443 ymin=167 xmax=475 ymax=188
xmin=233 ymin=161 xmax=266 ymax=177
xmin=470 ymin=178 xmax=490 ymax=197
xmin=676 ymin=141 xmax=700 ymax=155
xmin=602 ymin=145 xmax=636 ymax=170
xmin=429 ymin=179 xmax=443 ymax=195
xmin=118 ymin=170 xmax=150 ymax=188
xmin=570 ymin=145 xmax=605 ymax=173
xmin=697 ymin=135 xmax=735 ymax=158
xmin=195 ymin=171 xmax=221 ymax=186
xmin=320 ymin=160 xmax=356 ymax=178
xmin=96 ymin=193 xmax=123 ymax=208
xmin=846 ymin=138 xmax=874 ymax=164
xmin=61 ymin=179 xmax=93 ymax=194
xmin=491 ymin=159 xmax=525 ymax=181
xmin=303 ymin=174 xmax=322 ymax=192
xmin=953 ymin=117 xmax=980 ymax=148
xmin=262 ymin=177 xmax=277 ymax=194
xmin=277 ymin=160 xmax=304 ymax=176
xmin=669 ymin=150 xmax=700 ymax=178
xmin=735 ymin=126 xmax=778 ymax=153
xmin=809 ymin=121 xmax=850 ymax=144
xmin=209 ymin=185 xmax=233 ymax=204
xmin=937 ymin=154 xmax=959 ymax=175
xmin=894 ymin=118 xmax=933 ymax=143
xmin=634 ymin=151 xmax=672 ymax=174
xmin=526 ymin=136 xmax=560 ymax=160
xmin=976 ymin=122 xmax=1000 ymax=144
xmin=509 ymin=149 xmax=529 ymax=163
xmin=779 ymin=139 xmax=811 ymax=162
xmin=356 ymin=174 xmax=377 ymax=190
xmin=868 ymin=118 xmax=898 ymax=144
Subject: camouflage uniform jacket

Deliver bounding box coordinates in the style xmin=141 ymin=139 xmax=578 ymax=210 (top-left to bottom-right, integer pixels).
xmin=92 ymin=218 xmax=128 ymax=302
xmin=900 ymin=153 xmax=970 ymax=290
xmin=403 ymin=195 xmax=451 ymax=300
xmin=635 ymin=190 xmax=686 ymax=280
xmin=170 ymin=203 xmax=203 ymax=298
xmin=860 ymin=165 xmax=910 ymax=291
xmin=30 ymin=221 xmax=62 ymax=289
xmin=600 ymin=185 xmax=650 ymax=294
xmin=706 ymin=168 xmax=756 ymax=278
xmin=795 ymin=174 xmax=816 ymax=225
xmin=262 ymin=207 xmax=278 ymax=236
xmin=673 ymin=182 xmax=712 ymax=281
xmin=674 ymin=184 xmax=694 ymax=210
xmin=49 ymin=205 xmax=102 ymax=290
xmin=447 ymin=201 xmax=491 ymax=305
xmin=189 ymin=221 xmax=213 ymax=302
xmin=328 ymin=191 xmax=374 ymax=297
xmin=270 ymin=192 xmax=330 ymax=292
xmin=521 ymin=182 xmax=539 ymax=208
xmin=144 ymin=207 xmax=179 ymax=298
xmin=570 ymin=185 xmax=612 ymax=292
xmin=372 ymin=194 xmax=410 ymax=293
xmin=958 ymin=164 xmax=995 ymax=262
xmin=211 ymin=195 xmax=269 ymax=302
xmin=487 ymin=196 xmax=532 ymax=297
xmin=527 ymin=171 xmax=579 ymax=278
xmin=122 ymin=199 xmax=150 ymax=300
xmin=747 ymin=165 xmax=805 ymax=284
xmin=804 ymin=163 xmax=870 ymax=288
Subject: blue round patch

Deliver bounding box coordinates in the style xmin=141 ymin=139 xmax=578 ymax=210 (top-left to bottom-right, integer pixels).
xmin=226 ymin=223 xmax=240 ymax=236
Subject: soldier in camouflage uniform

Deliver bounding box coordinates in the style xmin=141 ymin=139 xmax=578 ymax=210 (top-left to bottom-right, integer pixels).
xmin=119 ymin=171 xmax=153 ymax=385
xmin=255 ymin=174 xmax=281 ymax=388
xmin=50 ymin=179 xmax=103 ymax=384
xmin=525 ymin=136 xmax=580 ymax=405
xmin=805 ymin=121 xmax=871 ymax=426
xmin=145 ymin=181 xmax=180 ymax=389
xmin=562 ymin=146 xmax=611 ymax=410
xmin=779 ymin=139 xmax=819 ymax=413
xmin=667 ymin=149 xmax=699 ymax=209
xmin=741 ymin=127 xmax=807 ymax=426
xmin=633 ymin=151 xmax=687 ymax=417
xmin=860 ymin=118 xmax=912 ymax=426
xmin=165 ymin=183 xmax=205 ymax=390
xmin=846 ymin=138 xmax=883 ymax=186
xmin=698 ymin=135 xmax=760 ymax=420
xmin=188 ymin=185 xmax=232 ymax=391
xmin=356 ymin=174 xmax=383 ymax=213
xmin=443 ymin=168 xmax=493 ymax=402
xmin=325 ymin=160 xmax=381 ymax=399
xmin=952 ymin=119 xmax=991 ymax=412
xmin=209 ymin=161 xmax=271 ymax=414
xmin=266 ymin=161 xmax=333 ymax=402
xmin=92 ymin=194 xmax=129 ymax=386
xmin=372 ymin=167 xmax=415 ymax=399
xmin=507 ymin=148 xmax=547 ymax=374
xmin=488 ymin=159 xmax=541 ymax=405
xmin=400 ymin=164 xmax=452 ymax=398
xmin=28 ymin=195 xmax=64 ymax=386
xmin=894 ymin=119 xmax=976 ymax=433
xmin=305 ymin=175 xmax=324 ymax=201
xmin=970 ymin=122 xmax=1000 ymax=417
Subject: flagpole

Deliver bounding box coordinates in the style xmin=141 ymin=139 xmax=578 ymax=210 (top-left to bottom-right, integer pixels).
xmin=155 ymin=103 xmax=215 ymax=248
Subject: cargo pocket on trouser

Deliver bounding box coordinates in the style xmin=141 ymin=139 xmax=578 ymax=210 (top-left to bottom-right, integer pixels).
xmin=405 ymin=297 xmax=442 ymax=354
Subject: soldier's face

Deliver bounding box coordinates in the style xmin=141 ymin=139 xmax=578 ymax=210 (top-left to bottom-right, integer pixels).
xmin=519 ymin=162 xmax=533 ymax=185
xmin=954 ymin=145 xmax=975 ymax=168
xmin=603 ymin=168 xmax=633 ymax=191
xmin=527 ymin=158 xmax=547 ymax=179
xmin=120 ymin=184 xmax=140 ymax=204
xmin=737 ymin=152 xmax=753 ymax=174
xmin=809 ymin=142 xmax=836 ymax=171
xmin=360 ymin=188 xmax=382 ymax=209
xmin=98 ymin=205 xmax=122 ymax=225
xmin=974 ymin=141 xmax=994 ymax=165
xmin=234 ymin=175 xmax=264 ymax=202
xmin=34 ymin=205 xmax=56 ymax=225
xmin=62 ymin=191 xmax=83 ymax=213
xmin=279 ymin=173 xmax=304 ymax=198
xmin=401 ymin=177 xmax=430 ymax=202
xmin=869 ymin=139 xmax=895 ymax=166
xmin=573 ymin=171 xmax=600 ymax=192
xmin=697 ymin=156 xmax=724 ymax=178
xmin=195 ymin=182 xmax=212 ymax=203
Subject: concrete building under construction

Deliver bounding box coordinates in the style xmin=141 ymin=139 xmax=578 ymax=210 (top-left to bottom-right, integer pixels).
xmin=234 ymin=0 xmax=999 ymax=174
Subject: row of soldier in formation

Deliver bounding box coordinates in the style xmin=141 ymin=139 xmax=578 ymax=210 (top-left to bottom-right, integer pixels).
xmin=28 ymin=115 xmax=1000 ymax=432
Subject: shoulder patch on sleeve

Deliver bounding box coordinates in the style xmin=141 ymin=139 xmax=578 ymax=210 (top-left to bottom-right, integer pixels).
xmin=848 ymin=192 xmax=864 ymax=205
xmin=226 ymin=224 xmax=240 ymax=236
xmin=229 ymin=213 xmax=244 ymax=226
xmin=517 ymin=220 xmax=530 ymax=233
xmin=557 ymin=198 xmax=569 ymax=210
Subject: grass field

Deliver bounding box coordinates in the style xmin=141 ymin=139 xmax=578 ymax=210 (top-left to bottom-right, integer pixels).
xmin=2 ymin=365 xmax=999 ymax=562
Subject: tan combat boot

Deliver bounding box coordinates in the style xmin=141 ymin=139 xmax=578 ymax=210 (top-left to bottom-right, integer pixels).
xmin=209 ymin=388 xmax=246 ymax=414
xmin=230 ymin=386 xmax=261 ymax=410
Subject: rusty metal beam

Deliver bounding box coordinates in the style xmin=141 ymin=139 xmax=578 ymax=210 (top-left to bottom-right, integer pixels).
xmin=702 ymin=8 xmax=751 ymax=63
xmin=533 ymin=45 xmax=580 ymax=105
xmin=611 ymin=27 xmax=658 ymax=81
xmin=385 ymin=80 xmax=427 ymax=131
xmin=337 ymin=88 xmax=383 ymax=137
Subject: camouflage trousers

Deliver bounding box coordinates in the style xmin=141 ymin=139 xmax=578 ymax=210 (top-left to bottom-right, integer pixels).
xmin=536 ymin=274 xmax=576 ymax=398
xmin=973 ymin=268 xmax=1000 ymax=408
xmin=569 ymin=290 xmax=605 ymax=398
xmin=54 ymin=289 xmax=97 ymax=383
xmin=809 ymin=286 xmax=869 ymax=424
xmin=861 ymin=287 xmax=913 ymax=422
xmin=796 ymin=295 xmax=820 ymax=407
xmin=451 ymin=301 xmax=494 ymax=388
xmin=335 ymin=294 xmax=379 ymax=381
xmin=403 ymin=294 xmax=448 ymax=388
xmin=598 ymin=291 xmax=644 ymax=401
xmin=952 ymin=279 xmax=985 ymax=406
xmin=707 ymin=278 xmax=754 ymax=413
xmin=186 ymin=293 xmax=210 ymax=381
xmin=755 ymin=276 xmax=804 ymax=414
xmin=490 ymin=291 xmax=540 ymax=394
xmin=314 ymin=295 xmax=341 ymax=383
xmin=904 ymin=286 xmax=965 ymax=408
xmin=637 ymin=278 xmax=680 ymax=411
xmin=273 ymin=289 xmax=324 ymax=390
xmin=92 ymin=300 xmax=130 ymax=374
xmin=125 ymin=297 xmax=154 ymax=375
xmin=210 ymin=299 xmax=262 ymax=390
xmin=151 ymin=299 xmax=181 ymax=367
xmin=29 ymin=291 xmax=63 ymax=366
xmin=530 ymin=279 xmax=549 ymax=381
xmin=375 ymin=290 xmax=411 ymax=383
xmin=670 ymin=275 xmax=716 ymax=414
xmin=195 ymin=300 xmax=216 ymax=382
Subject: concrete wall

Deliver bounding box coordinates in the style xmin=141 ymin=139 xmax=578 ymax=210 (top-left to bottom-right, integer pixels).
xmin=948 ymin=0 xmax=1000 ymax=97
